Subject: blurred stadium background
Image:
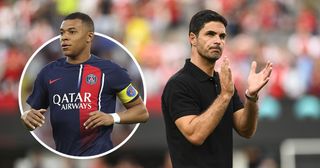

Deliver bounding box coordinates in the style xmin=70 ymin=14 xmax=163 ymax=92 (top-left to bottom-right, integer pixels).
xmin=1 ymin=0 xmax=320 ymax=167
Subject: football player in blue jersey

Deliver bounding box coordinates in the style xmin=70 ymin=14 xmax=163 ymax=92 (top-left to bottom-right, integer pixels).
xmin=21 ymin=12 xmax=149 ymax=156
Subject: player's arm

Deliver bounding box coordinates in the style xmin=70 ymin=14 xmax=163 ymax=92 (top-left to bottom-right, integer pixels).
xmin=233 ymin=61 xmax=272 ymax=138
xmin=175 ymin=57 xmax=234 ymax=146
xmin=175 ymin=94 xmax=232 ymax=145
xmin=21 ymin=108 xmax=47 ymax=131
xmin=233 ymin=100 xmax=258 ymax=139
xmin=117 ymin=96 xmax=149 ymax=124
xmin=114 ymin=83 xmax=149 ymax=123
xmin=84 ymin=84 xmax=149 ymax=129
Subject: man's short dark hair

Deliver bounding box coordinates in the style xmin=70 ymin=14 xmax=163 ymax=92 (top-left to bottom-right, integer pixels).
xmin=63 ymin=12 xmax=94 ymax=32
xmin=189 ymin=10 xmax=227 ymax=36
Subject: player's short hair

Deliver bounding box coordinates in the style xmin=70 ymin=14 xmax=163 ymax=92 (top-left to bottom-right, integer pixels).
xmin=189 ymin=10 xmax=227 ymax=36
xmin=63 ymin=12 xmax=94 ymax=32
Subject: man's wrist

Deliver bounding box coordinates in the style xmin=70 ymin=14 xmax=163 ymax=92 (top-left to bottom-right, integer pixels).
xmin=245 ymin=89 xmax=258 ymax=102
xmin=110 ymin=113 xmax=121 ymax=124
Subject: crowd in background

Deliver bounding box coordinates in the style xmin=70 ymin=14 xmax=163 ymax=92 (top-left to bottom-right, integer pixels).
xmin=0 ymin=0 xmax=320 ymax=167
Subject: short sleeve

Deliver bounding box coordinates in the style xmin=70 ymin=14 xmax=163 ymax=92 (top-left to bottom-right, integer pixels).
xmin=232 ymin=87 xmax=244 ymax=113
xmin=106 ymin=65 xmax=140 ymax=103
xmin=162 ymin=79 xmax=201 ymax=122
xmin=26 ymin=70 xmax=49 ymax=109
xmin=107 ymin=65 xmax=132 ymax=92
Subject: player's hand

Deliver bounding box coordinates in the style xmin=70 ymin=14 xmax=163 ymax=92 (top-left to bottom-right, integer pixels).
xmin=21 ymin=109 xmax=46 ymax=131
xmin=84 ymin=111 xmax=114 ymax=129
xmin=247 ymin=61 xmax=272 ymax=96
xmin=219 ymin=57 xmax=234 ymax=96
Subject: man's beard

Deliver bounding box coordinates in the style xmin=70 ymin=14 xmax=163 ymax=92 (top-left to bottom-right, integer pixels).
xmin=197 ymin=49 xmax=221 ymax=64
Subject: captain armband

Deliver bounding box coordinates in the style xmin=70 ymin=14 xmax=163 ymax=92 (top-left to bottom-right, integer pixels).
xmin=117 ymin=83 xmax=139 ymax=103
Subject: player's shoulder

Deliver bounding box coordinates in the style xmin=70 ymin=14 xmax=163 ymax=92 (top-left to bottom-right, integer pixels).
xmin=38 ymin=57 xmax=66 ymax=74
xmin=165 ymin=68 xmax=193 ymax=90
xmin=89 ymin=55 xmax=125 ymax=73
xmin=169 ymin=68 xmax=193 ymax=84
xmin=90 ymin=55 xmax=118 ymax=67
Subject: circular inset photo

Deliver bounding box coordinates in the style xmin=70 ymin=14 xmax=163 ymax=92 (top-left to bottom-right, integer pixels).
xmin=19 ymin=13 xmax=148 ymax=159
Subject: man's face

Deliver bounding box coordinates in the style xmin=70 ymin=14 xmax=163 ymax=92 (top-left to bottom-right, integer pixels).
xmin=60 ymin=19 xmax=91 ymax=58
xmin=192 ymin=21 xmax=226 ymax=62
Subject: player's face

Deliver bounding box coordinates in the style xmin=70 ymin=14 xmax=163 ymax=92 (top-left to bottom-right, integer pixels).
xmin=60 ymin=19 xmax=92 ymax=58
xmin=194 ymin=21 xmax=226 ymax=63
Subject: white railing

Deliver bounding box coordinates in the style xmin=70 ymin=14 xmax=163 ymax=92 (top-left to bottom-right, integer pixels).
xmin=280 ymin=138 xmax=320 ymax=168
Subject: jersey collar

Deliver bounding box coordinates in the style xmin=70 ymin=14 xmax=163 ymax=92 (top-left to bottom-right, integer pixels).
xmin=184 ymin=59 xmax=218 ymax=82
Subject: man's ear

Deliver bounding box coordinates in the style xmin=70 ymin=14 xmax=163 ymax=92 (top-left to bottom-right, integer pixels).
xmin=87 ymin=32 xmax=94 ymax=43
xmin=189 ymin=32 xmax=197 ymax=46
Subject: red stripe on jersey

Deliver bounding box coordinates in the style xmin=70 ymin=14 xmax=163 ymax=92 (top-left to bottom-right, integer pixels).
xmin=79 ymin=64 xmax=102 ymax=149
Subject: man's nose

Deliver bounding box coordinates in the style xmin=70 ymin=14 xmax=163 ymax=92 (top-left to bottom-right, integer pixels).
xmin=213 ymin=35 xmax=222 ymax=45
xmin=60 ymin=34 xmax=68 ymax=41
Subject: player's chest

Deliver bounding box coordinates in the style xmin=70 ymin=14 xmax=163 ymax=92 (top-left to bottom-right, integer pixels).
xmin=46 ymin=66 xmax=107 ymax=94
xmin=47 ymin=69 xmax=80 ymax=93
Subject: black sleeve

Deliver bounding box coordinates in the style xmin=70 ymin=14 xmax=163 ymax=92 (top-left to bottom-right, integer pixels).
xmin=232 ymin=87 xmax=244 ymax=113
xmin=107 ymin=64 xmax=132 ymax=93
xmin=162 ymin=79 xmax=201 ymax=122
xmin=26 ymin=69 xmax=49 ymax=109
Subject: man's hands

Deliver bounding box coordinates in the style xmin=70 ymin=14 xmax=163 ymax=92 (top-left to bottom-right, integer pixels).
xmin=84 ymin=111 xmax=114 ymax=129
xmin=220 ymin=57 xmax=234 ymax=97
xmin=247 ymin=61 xmax=273 ymax=96
xmin=219 ymin=58 xmax=272 ymax=98
xmin=21 ymin=109 xmax=46 ymax=131
xmin=83 ymin=97 xmax=148 ymax=129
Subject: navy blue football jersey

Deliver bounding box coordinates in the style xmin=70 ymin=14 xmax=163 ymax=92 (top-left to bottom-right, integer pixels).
xmin=27 ymin=55 xmax=139 ymax=156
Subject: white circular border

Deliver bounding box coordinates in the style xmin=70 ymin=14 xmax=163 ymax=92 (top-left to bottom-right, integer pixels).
xmin=18 ymin=32 xmax=147 ymax=159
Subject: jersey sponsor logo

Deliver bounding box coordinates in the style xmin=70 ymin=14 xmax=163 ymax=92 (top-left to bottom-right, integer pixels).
xmin=53 ymin=92 xmax=92 ymax=110
xmin=126 ymin=85 xmax=136 ymax=97
xmin=86 ymin=74 xmax=97 ymax=85
xmin=49 ymin=78 xmax=62 ymax=84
